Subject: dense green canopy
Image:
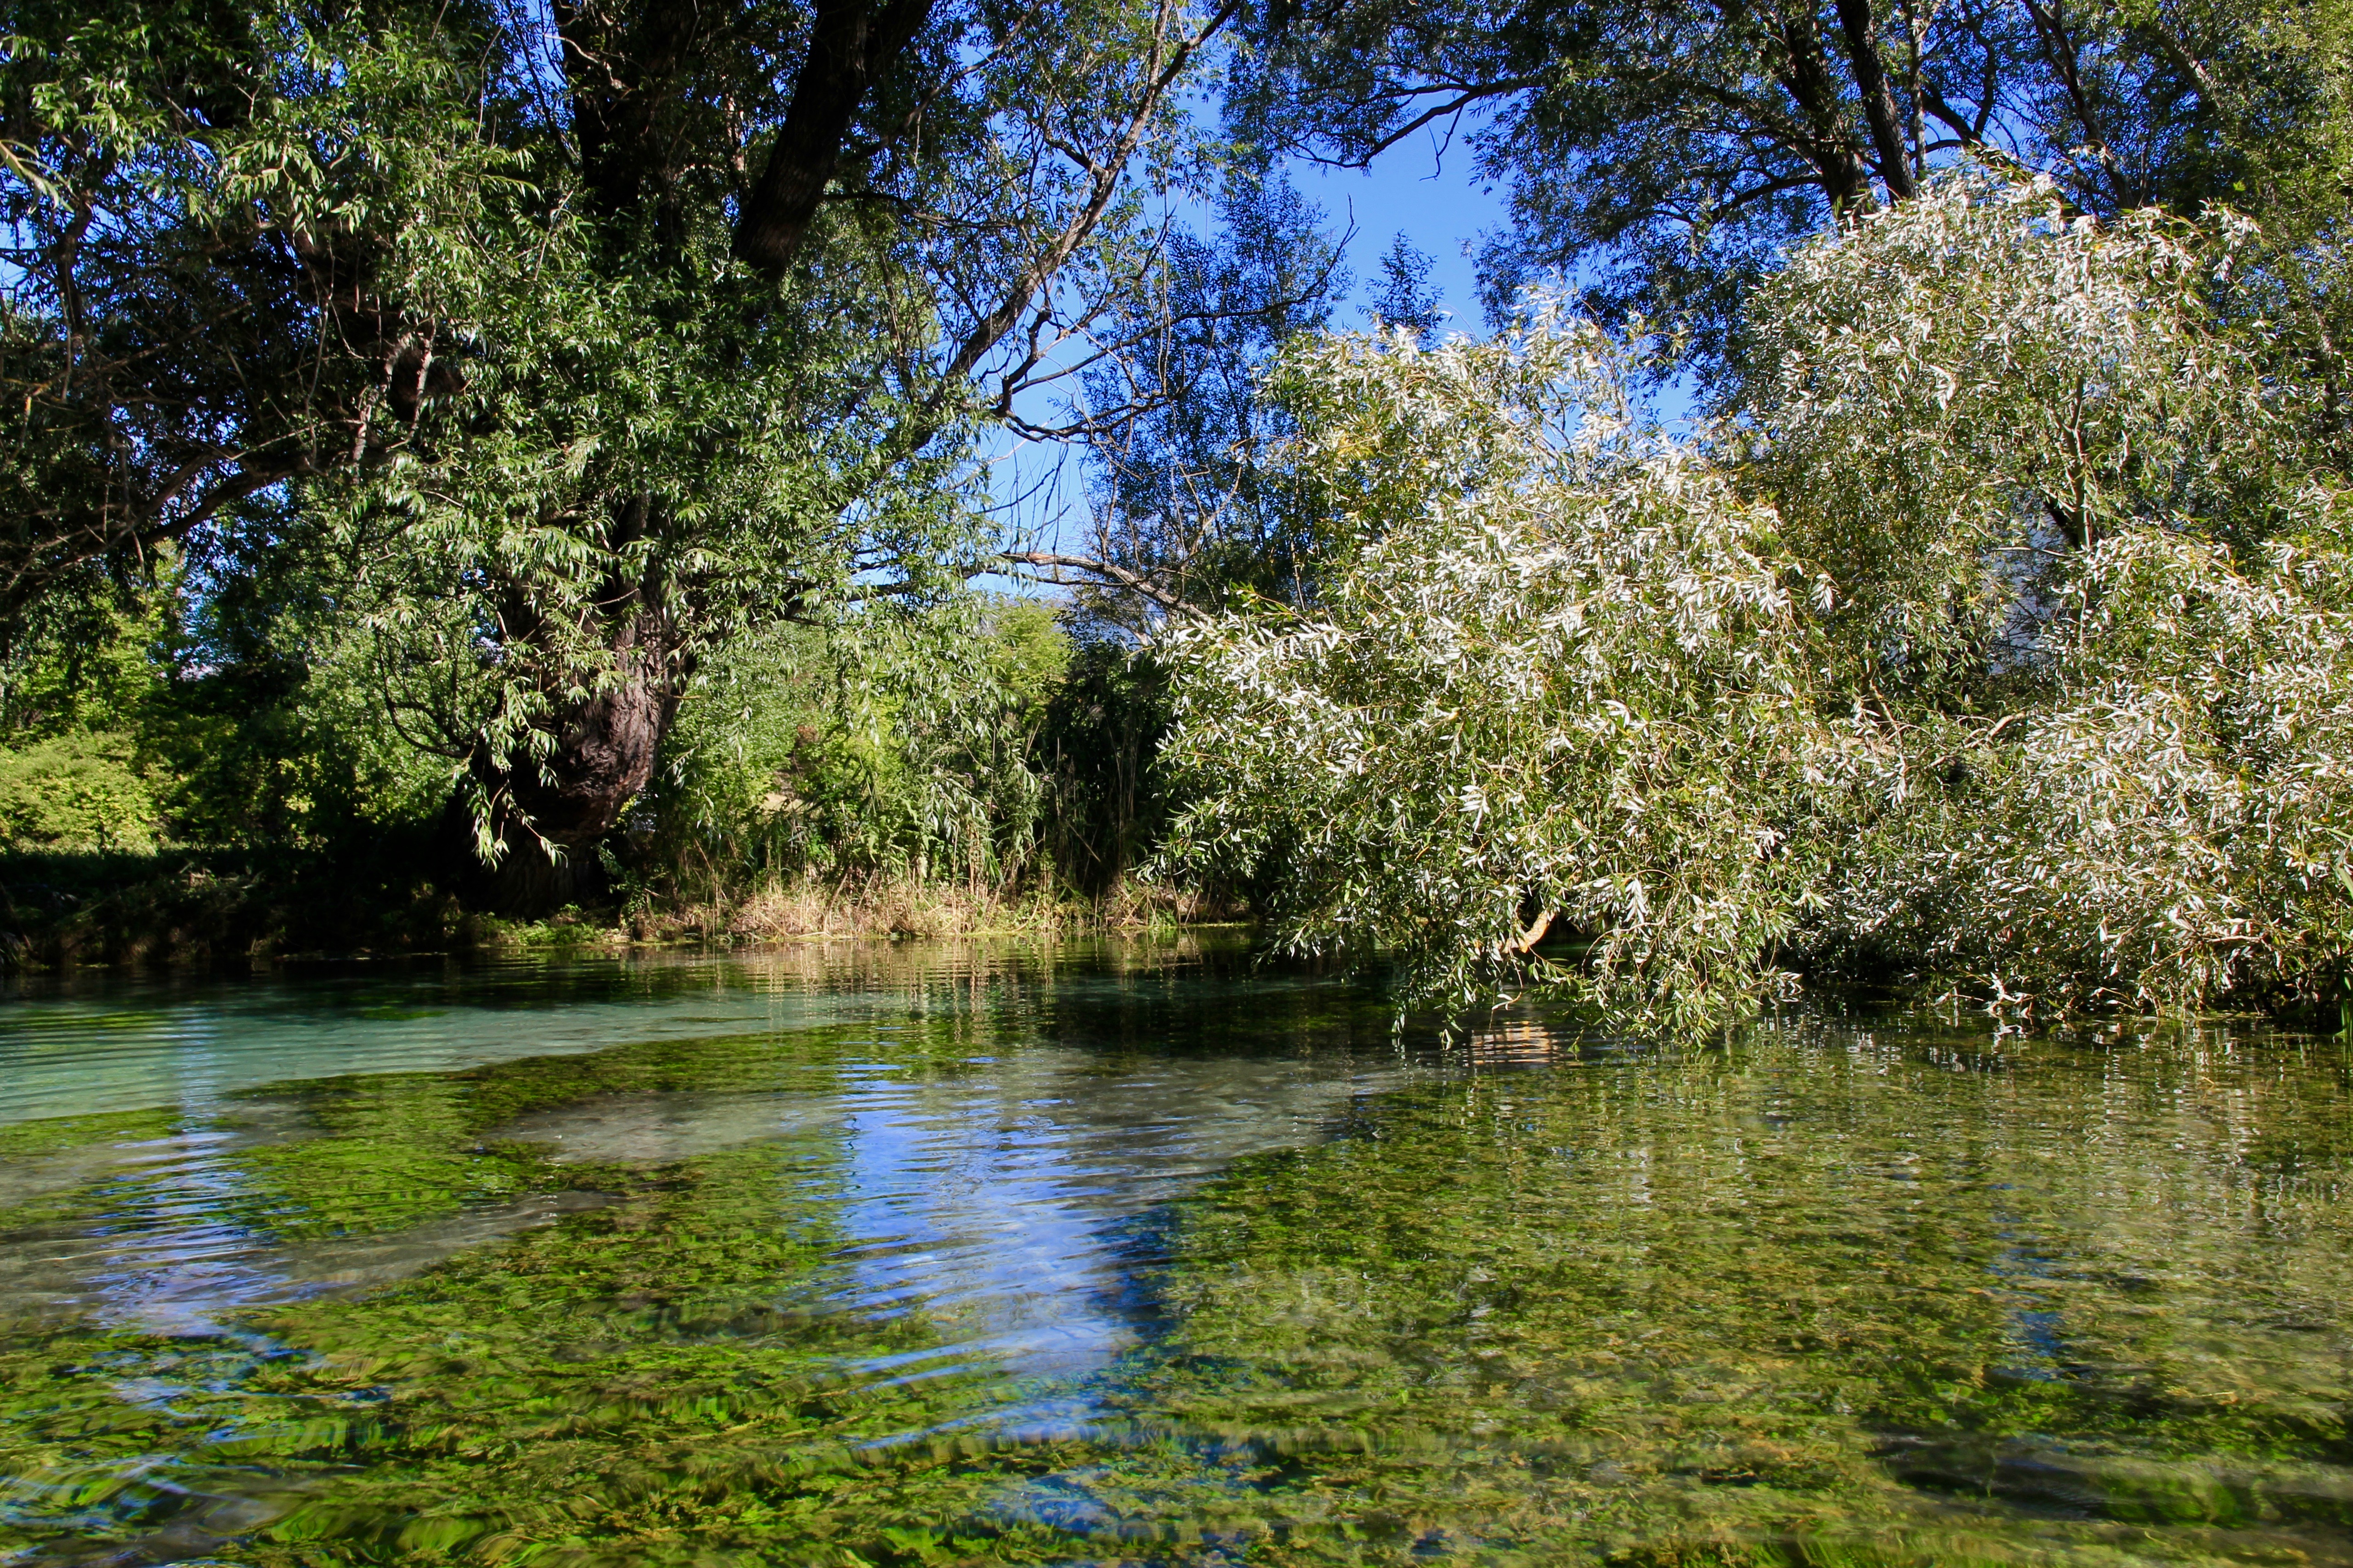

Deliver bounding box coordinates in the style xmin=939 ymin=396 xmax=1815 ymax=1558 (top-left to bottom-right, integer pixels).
xmin=2 ymin=0 xmax=1235 ymax=901
xmin=1238 ymin=0 xmax=2353 ymax=371
xmin=5 ymin=0 xmax=2353 ymax=1015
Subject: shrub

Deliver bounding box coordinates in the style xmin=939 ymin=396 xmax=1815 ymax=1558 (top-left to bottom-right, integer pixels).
xmin=1156 ymin=172 xmax=2353 ymax=1021
xmin=1154 ymin=305 xmax=1843 ymax=1024
xmin=0 ymin=733 xmax=162 ymax=852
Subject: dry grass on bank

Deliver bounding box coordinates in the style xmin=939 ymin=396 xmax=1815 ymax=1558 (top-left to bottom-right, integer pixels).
xmin=0 ymin=845 xmax=1236 ymax=970
xmin=607 ymin=873 xmax=1222 ymax=948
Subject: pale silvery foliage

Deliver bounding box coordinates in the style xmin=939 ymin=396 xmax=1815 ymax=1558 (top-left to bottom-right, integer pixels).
xmin=1747 ymin=168 xmax=2280 ymax=696
xmin=1756 ymin=170 xmax=2350 ymax=1015
xmin=1153 ymin=305 xmax=1843 ymax=1024
xmin=1159 ymin=170 xmax=2353 ymax=1022
xmin=1885 ymin=525 xmax=2353 ymax=1011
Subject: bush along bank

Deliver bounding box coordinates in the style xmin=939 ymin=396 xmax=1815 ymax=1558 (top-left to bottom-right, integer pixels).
xmin=0 ymin=592 xmax=1219 ymax=970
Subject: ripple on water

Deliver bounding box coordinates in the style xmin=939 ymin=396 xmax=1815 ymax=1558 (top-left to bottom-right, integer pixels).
xmin=0 ymin=945 xmax=2349 ymax=1567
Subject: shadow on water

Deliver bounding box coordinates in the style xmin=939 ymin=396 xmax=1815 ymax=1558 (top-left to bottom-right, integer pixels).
xmin=1 ymin=940 xmax=2349 ymax=1565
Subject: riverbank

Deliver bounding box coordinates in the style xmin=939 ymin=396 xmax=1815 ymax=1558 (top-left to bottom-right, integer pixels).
xmin=500 ymin=873 xmax=1223 ymax=953
xmin=0 ymin=846 xmax=1225 ymax=971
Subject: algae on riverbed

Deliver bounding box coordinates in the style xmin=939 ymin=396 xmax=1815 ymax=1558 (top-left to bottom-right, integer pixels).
xmin=0 ymin=966 xmax=2348 ymax=1566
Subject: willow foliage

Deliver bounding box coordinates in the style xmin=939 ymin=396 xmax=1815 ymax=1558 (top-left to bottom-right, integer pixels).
xmin=1158 ymin=172 xmax=2353 ymax=1022
xmin=1747 ymin=175 xmax=2288 ymax=698
xmin=1774 ymin=176 xmax=2353 ymax=1013
xmin=1154 ymin=305 xmax=1840 ymax=1024
xmin=1874 ymin=525 xmax=2353 ymax=1010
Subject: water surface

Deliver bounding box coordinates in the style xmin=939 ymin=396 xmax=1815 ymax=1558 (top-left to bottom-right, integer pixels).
xmin=1 ymin=940 xmax=2347 ymax=1566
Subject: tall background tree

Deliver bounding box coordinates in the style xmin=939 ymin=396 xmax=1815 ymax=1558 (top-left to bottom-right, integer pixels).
xmin=1015 ymin=159 xmax=1347 ymax=623
xmin=1234 ymin=0 xmax=2353 ymax=377
xmin=2 ymin=0 xmax=1240 ymax=906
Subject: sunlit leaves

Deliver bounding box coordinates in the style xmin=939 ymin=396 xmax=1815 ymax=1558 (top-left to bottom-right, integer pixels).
xmin=1153 ymin=305 xmax=1840 ymax=1025
xmin=1159 ymin=172 xmax=2353 ymax=1021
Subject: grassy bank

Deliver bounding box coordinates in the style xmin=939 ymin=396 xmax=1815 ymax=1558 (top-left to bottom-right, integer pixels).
xmin=0 ymin=847 xmax=1227 ymax=972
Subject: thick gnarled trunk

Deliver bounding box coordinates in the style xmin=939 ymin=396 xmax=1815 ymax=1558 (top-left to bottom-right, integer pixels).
xmin=461 ymin=609 xmax=682 ymax=915
xmin=509 ymin=677 xmax=674 ymax=848
xmin=464 ymin=676 xmax=678 ymax=914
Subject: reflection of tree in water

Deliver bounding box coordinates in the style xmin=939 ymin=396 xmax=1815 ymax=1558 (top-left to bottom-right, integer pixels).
xmin=0 ymin=933 xmax=1279 ymax=1124
xmin=1464 ymin=1017 xmax=1573 ymax=1068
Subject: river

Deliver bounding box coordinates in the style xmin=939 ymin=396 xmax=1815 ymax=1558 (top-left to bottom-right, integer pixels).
xmin=1 ymin=937 xmax=2347 ymax=1565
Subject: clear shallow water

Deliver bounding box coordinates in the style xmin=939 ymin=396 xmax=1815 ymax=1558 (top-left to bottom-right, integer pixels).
xmin=0 ymin=941 xmax=2348 ymax=1567
xmin=0 ymin=951 xmax=935 ymax=1125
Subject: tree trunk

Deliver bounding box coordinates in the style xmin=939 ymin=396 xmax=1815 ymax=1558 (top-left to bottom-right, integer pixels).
xmin=461 ymin=656 xmax=679 ymax=916
xmin=1832 ymin=0 xmax=1918 ymax=197
xmin=733 ymin=0 xmax=938 ymax=273
xmin=513 ymin=676 xmax=674 ymax=847
xmin=1772 ymin=6 xmax=1877 ymax=214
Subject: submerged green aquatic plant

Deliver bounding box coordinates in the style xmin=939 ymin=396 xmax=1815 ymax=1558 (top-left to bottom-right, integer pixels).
xmin=1 ymin=1001 xmax=2347 ymax=1567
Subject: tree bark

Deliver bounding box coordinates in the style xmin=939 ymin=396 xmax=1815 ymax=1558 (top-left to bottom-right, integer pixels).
xmin=465 ymin=487 xmax=681 ymax=914
xmin=1772 ymin=6 xmax=1877 ymax=214
xmin=553 ymin=0 xmax=710 ymax=235
xmin=510 ymin=676 xmax=675 ymax=847
xmin=1832 ymin=0 xmax=1918 ymax=197
xmin=465 ymin=664 xmax=678 ymax=914
xmin=733 ymin=0 xmax=937 ymax=273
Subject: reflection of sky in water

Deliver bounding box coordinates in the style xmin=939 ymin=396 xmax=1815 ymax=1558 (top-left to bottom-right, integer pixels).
xmin=2 ymin=951 xmax=1411 ymax=1402
xmin=842 ymin=1061 xmax=1130 ymax=1372
xmin=0 ymin=1111 xmax=625 ymax=1335
xmin=826 ymin=1043 xmax=1403 ymax=1429
xmin=29 ymin=1123 xmax=285 ymax=1336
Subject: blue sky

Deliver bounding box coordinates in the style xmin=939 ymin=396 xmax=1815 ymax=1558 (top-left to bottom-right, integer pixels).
xmin=988 ymin=136 xmax=1514 ymax=571
xmin=1301 ymin=138 xmax=1513 ymax=334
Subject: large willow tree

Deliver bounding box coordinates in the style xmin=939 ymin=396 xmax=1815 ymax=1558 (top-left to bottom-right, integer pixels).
xmin=1 ymin=0 xmax=1234 ymax=903
xmin=1155 ymin=173 xmax=2353 ymax=1021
